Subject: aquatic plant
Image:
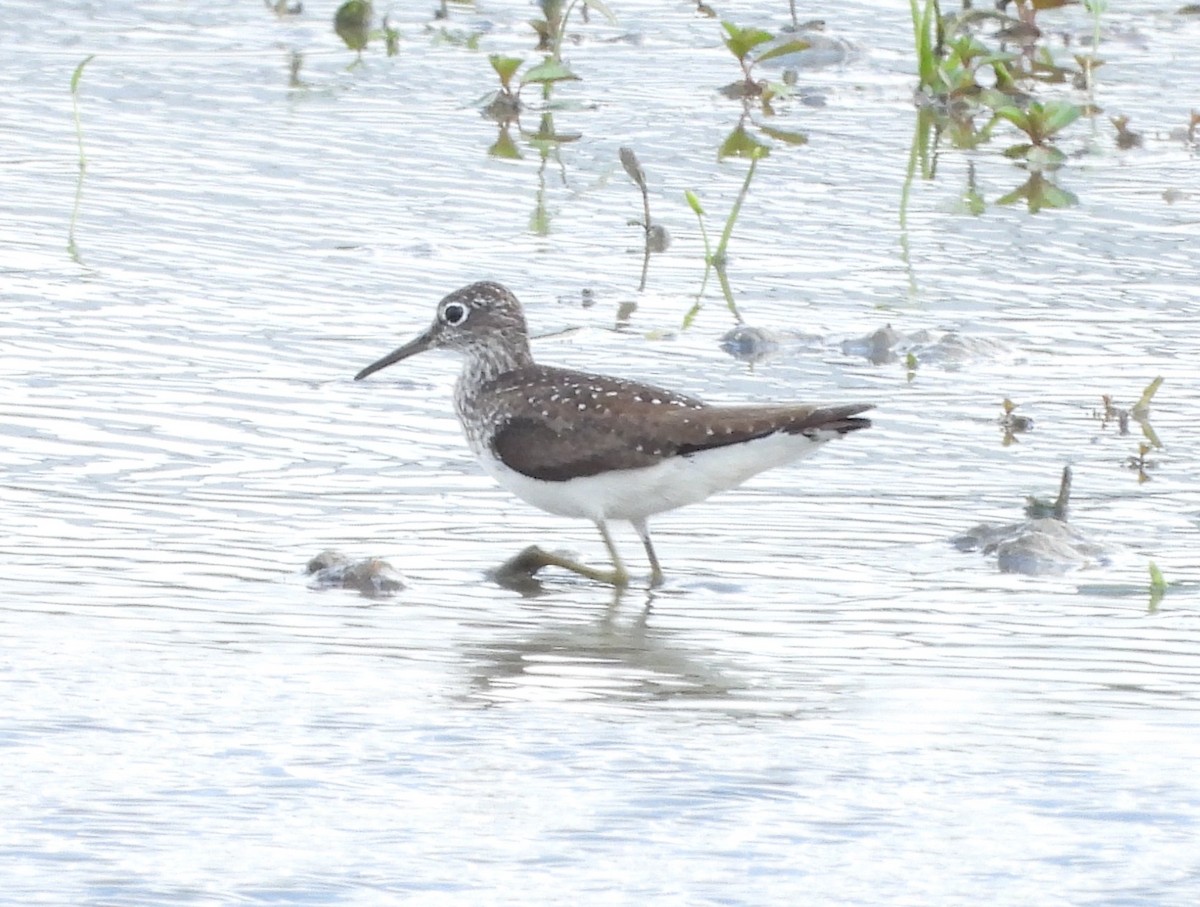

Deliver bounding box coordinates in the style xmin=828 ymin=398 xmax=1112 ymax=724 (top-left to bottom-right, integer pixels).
xmin=71 ymin=55 xmax=94 ymax=173
xmin=69 ymin=54 xmax=95 ymax=262
xmin=531 ymin=0 xmax=617 ymax=65
xmin=482 ymin=53 xmax=579 ymax=120
xmin=334 ymin=1 xmax=400 ymax=59
xmin=990 ymin=98 xmax=1082 ymax=167
xmin=1126 ymin=442 xmax=1155 ymax=483
xmin=1148 ymin=562 xmax=1167 ymax=611
xmin=907 ymin=0 xmax=1092 ymax=213
xmin=618 ymin=148 xmax=670 ymax=291
xmin=910 ymin=0 xmax=942 ymax=95
xmin=1110 ymin=115 xmax=1142 ymax=149
xmin=335 ymin=0 xmax=373 ymax=56
xmin=1024 ymin=466 xmax=1070 ymax=521
xmin=1132 ymin=375 xmax=1164 ymax=421
xmin=717 ymin=21 xmax=809 ymax=99
xmin=683 ymin=146 xmax=767 ymax=323
xmin=1080 ymin=0 xmax=1108 ymax=93
xmin=1096 ymin=376 xmax=1163 ymax=445
xmin=383 ymin=15 xmax=400 ymax=56
xmin=999 ymin=397 xmax=1034 ymax=446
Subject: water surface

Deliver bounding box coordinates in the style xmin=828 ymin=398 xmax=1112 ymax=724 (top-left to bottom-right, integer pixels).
xmin=2 ymin=0 xmax=1199 ymax=903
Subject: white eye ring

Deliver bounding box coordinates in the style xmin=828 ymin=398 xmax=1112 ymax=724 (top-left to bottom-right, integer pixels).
xmin=442 ymin=302 xmax=468 ymax=325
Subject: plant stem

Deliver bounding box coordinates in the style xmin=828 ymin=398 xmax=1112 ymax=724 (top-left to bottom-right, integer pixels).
xmin=69 ymin=55 xmax=95 ymax=263
xmin=71 ymin=55 xmax=95 ymax=172
xmin=713 ymin=151 xmax=762 ymax=265
xmin=553 ymin=0 xmax=578 ymax=62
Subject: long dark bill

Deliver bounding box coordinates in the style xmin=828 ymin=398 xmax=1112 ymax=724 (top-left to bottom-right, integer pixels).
xmin=353 ymin=328 xmax=437 ymax=381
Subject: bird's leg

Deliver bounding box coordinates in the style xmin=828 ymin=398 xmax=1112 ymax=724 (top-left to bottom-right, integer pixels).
xmin=592 ymin=520 xmax=631 ymax=588
xmin=631 ymin=518 xmax=664 ymax=587
xmin=489 ymin=523 xmax=630 ymax=588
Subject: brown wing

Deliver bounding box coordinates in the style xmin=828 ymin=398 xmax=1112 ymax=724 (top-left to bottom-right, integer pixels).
xmin=484 ymin=365 xmax=707 ymax=481
xmin=483 ymin=366 xmax=872 ymax=483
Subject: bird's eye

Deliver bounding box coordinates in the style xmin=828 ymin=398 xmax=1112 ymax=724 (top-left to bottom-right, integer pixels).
xmin=442 ymin=302 xmax=468 ymax=325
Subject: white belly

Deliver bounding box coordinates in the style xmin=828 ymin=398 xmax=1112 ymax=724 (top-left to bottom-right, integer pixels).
xmin=478 ymin=430 xmax=831 ymax=522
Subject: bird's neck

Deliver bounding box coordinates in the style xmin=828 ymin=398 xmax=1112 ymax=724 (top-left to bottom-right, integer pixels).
xmin=458 ymin=334 xmax=533 ymax=389
xmin=454 ymin=336 xmax=534 ymax=449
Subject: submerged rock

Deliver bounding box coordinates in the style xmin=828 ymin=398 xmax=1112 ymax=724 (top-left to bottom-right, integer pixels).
xmin=954 ymin=518 xmax=1110 ymax=576
xmin=840 ymin=324 xmax=908 ymax=365
xmin=306 ymin=549 xmax=405 ymax=598
xmin=842 ymin=325 xmax=1007 ymax=368
xmin=952 ymin=467 xmax=1111 ymax=575
xmin=996 ymin=519 xmax=1111 ymax=576
xmin=719 ymin=324 xmax=822 ymax=364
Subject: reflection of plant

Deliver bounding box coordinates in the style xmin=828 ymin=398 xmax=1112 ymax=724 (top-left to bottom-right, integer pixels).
xmin=483 ymin=112 xmax=580 ymax=235
xmin=1148 ymin=562 xmax=1167 ymax=612
xmin=718 ymin=113 xmax=806 ymax=162
xmin=1079 ymin=0 xmax=1107 ymax=93
xmin=525 ymin=114 xmax=580 ymax=236
xmin=718 ymin=22 xmax=809 ymax=99
xmin=995 ymin=170 xmax=1077 ymax=212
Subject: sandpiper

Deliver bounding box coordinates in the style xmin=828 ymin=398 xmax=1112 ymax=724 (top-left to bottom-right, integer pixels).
xmin=355 ymin=282 xmax=872 ymax=586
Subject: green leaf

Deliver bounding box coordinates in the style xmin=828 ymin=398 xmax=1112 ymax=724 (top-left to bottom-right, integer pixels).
xmin=71 ymin=54 xmax=95 ymax=94
xmin=992 ymin=105 xmax=1031 ymax=132
xmin=1135 ymin=376 xmax=1164 ymax=410
xmin=757 ymin=124 xmax=808 ymax=146
xmin=755 ymin=39 xmax=811 ymax=65
xmin=1148 ymin=561 xmax=1166 ymax=593
xmin=915 ymin=0 xmax=938 ymax=88
xmin=684 ymin=189 xmax=706 ymax=216
xmin=334 ymin=0 xmax=373 ymax=51
xmin=489 ymin=54 xmax=523 ymax=88
xmin=1148 ymin=561 xmax=1166 ymax=610
xmin=721 ymin=21 xmax=774 ymax=61
xmin=1039 ymin=100 xmax=1082 ymax=135
xmin=520 ymin=58 xmax=580 ymax=85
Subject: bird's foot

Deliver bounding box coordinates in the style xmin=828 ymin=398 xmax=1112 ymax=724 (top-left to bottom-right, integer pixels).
xmin=489 ymin=545 xmax=630 ymax=588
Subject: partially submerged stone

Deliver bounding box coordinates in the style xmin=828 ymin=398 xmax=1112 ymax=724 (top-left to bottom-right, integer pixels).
xmin=306 ymin=549 xmax=405 ymax=598
xmin=952 ymin=467 xmax=1110 ymax=576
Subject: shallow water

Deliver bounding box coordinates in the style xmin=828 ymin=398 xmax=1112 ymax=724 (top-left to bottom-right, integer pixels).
xmin=3 ymin=0 xmax=1200 ymax=903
